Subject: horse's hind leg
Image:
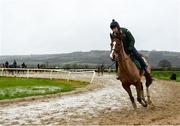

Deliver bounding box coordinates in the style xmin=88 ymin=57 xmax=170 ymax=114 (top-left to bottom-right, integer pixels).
xmin=146 ymin=86 xmax=152 ymax=104
xmin=136 ymin=83 xmax=147 ymax=107
xmin=140 ymin=82 xmax=147 ymax=105
xmin=145 ymin=70 xmax=153 ymax=104
xmin=122 ymin=84 xmax=137 ymax=110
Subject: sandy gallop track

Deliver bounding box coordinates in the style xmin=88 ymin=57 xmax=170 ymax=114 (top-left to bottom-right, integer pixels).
xmin=0 ymin=74 xmax=180 ymax=125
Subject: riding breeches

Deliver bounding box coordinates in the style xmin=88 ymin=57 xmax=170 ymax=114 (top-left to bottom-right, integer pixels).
xmin=131 ymin=47 xmax=147 ymax=70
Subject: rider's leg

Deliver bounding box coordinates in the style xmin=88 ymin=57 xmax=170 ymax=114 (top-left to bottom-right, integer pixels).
xmin=131 ymin=48 xmax=152 ymax=84
xmin=131 ymin=48 xmax=147 ymax=70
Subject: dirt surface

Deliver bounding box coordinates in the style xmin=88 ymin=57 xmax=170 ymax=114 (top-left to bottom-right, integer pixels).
xmin=0 ymin=74 xmax=180 ymax=125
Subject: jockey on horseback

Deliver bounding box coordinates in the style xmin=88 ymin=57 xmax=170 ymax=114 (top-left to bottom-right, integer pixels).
xmin=110 ymin=19 xmax=152 ymax=83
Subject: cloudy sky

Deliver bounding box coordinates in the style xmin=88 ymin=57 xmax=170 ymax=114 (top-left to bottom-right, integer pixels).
xmin=0 ymin=0 xmax=179 ymax=55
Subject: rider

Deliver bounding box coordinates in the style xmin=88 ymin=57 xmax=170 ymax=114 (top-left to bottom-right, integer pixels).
xmin=110 ymin=19 xmax=152 ymax=83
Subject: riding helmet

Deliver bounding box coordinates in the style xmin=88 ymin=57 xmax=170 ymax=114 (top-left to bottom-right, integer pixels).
xmin=110 ymin=19 xmax=120 ymax=29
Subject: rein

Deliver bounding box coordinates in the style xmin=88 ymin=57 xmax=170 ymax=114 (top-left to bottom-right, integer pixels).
xmin=102 ymin=51 xmax=128 ymax=70
xmin=101 ymin=35 xmax=128 ymax=70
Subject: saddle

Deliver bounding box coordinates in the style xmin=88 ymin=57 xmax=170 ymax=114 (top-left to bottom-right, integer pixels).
xmin=129 ymin=53 xmax=148 ymax=70
xmin=132 ymin=58 xmax=142 ymax=70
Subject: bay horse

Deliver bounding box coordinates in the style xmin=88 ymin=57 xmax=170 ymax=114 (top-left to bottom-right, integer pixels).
xmin=110 ymin=33 xmax=152 ymax=109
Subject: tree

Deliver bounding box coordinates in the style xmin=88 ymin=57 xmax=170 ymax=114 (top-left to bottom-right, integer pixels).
xmin=21 ymin=62 xmax=27 ymax=68
xmin=13 ymin=60 xmax=17 ymax=68
xmin=37 ymin=64 xmax=40 ymax=69
xmin=158 ymin=59 xmax=171 ymax=68
xmin=5 ymin=61 xmax=9 ymax=68
xmin=64 ymin=64 xmax=71 ymax=69
xmin=72 ymin=63 xmax=78 ymax=69
xmin=84 ymin=65 xmax=89 ymax=69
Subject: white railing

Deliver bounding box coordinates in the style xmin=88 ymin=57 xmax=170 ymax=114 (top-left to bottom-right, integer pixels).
xmin=0 ymin=68 xmax=96 ymax=84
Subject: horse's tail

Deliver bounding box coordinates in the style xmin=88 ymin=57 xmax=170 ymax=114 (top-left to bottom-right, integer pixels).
xmin=140 ymin=54 xmax=153 ymax=87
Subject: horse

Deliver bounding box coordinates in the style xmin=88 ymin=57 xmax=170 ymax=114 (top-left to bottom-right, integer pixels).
xmin=97 ymin=64 xmax=105 ymax=76
xmin=110 ymin=33 xmax=152 ymax=109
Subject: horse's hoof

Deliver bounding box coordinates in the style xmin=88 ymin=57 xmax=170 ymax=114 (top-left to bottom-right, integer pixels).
xmin=141 ymin=102 xmax=148 ymax=107
xmin=132 ymin=103 xmax=137 ymax=110
xmin=133 ymin=106 xmax=137 ymax=110
xmin=148 ymin=100 xmax=152 ymax=105
xmin=143 ymin=104 xmax=148 ymax=107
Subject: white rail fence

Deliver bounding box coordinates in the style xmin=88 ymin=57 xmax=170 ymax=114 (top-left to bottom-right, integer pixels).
xmin=0 ymin=68 xmax=96 ymax=84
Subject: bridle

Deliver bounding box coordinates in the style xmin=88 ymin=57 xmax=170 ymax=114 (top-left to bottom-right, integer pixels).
xmin=112 ymin=49 xmax=128 ymax=62
xmin=111 ymin=39 xmax=128 ymax=62
xmin=100 ymin=34 xmax=128 ymax=69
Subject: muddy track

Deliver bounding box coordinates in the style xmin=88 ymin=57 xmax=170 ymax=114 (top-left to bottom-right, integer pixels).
xmin=0 ymin=74 xmax=179 ymax=125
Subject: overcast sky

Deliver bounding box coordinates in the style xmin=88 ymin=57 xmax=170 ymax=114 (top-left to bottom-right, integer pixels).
xmin=0 ymin=0 xmax=180 ymax=55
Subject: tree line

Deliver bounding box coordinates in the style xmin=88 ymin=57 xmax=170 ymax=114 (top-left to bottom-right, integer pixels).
xmin=0 ymin=59 xmax=176 ymax=70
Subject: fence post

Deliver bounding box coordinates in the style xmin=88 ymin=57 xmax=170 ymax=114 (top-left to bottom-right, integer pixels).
xmin=50 ymin=70 xmax=53 ymax=80
xmin=67 ymin=72 xmax=71 ymax=81
xmin=27 ymin=69 xmax=29 ymax=78
xmin=90 ymin=71 xmax=96 ymax=84
xmin=1 ymin=68 xmax=3 ymax=76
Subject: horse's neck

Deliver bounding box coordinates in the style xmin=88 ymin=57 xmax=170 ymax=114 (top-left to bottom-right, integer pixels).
xmin=118 ymin=49 xmax=129 ymax=68
xmin=117 ymin=41 xmax=133 ymax=75
xmin=119 ymin=41 xmax=129 ymax=63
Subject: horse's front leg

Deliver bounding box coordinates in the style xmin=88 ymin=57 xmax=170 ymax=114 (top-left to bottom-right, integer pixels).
xmin=136 ymin=83 xmax=147 ymax=107
xmin=122 ymin=83 xmax=137 ymax=110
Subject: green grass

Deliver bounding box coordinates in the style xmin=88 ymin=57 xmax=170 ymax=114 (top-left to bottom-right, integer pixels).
xmin=152 ymin=71 xmax=180 ymax=82
xmin=0 ymin=77 xmax=89 ymax=100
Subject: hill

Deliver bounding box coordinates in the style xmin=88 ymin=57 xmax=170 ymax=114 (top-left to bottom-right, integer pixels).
xmin=0 ymin=50 xmax=180 ymax=68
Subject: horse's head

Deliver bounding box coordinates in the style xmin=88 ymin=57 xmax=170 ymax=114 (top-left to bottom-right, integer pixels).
xmin=110 ymin=32 xmax=124 ymax=61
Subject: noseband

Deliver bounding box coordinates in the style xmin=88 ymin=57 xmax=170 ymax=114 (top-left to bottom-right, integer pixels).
xmin=114 ymin=51 xmax=128 ymax=62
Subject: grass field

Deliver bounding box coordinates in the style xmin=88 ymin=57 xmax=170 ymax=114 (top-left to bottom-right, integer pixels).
xmin=152 ymin=71 xmax=180 ymax=82
xmin=0 ymin=77 xmax=89 ymax=100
